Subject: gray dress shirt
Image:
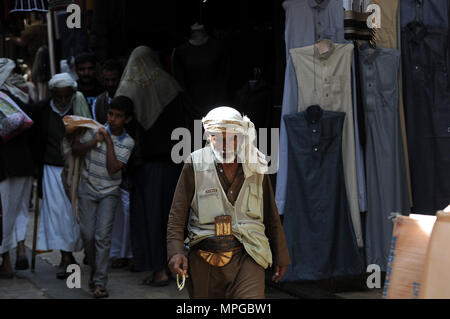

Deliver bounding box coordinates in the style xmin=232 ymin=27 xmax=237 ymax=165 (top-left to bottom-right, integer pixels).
xmin=358 ymin=44 xmax=411 ymax=271
xmin=372 ymin=0 xmax=413 ymax=207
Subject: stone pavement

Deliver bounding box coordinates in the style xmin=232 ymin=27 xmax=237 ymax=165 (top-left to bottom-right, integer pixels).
xmin=0 ymin=210 xmax=382 ymax=299
xmin=0 ymin=211 xmax=296 ymax=299
xmin=0 ymin=247 xmax=297 ymax=299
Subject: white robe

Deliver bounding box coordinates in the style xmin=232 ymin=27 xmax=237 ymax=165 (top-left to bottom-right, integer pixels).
xmin=37 ymin=165 xmax=82 ymax=252
xmin=0 ymin=177 xmax=32 ymax=253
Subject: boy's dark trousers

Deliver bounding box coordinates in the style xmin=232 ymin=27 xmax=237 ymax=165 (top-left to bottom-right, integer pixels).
xmin=78 ymin=179 xmax=119 ymax=287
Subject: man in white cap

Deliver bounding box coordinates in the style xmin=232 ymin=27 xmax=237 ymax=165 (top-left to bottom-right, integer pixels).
xmin=27 ymin=72 xmax=91 ymax=279
xmin=167 ymin=106 xmax=290 ymax=298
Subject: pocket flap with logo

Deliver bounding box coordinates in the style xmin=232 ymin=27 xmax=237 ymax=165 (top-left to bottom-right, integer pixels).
xmin=198 ymin=188 xmax=224 ymax=224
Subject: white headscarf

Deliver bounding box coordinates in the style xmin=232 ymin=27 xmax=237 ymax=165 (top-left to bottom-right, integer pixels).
xmin=0 ymin=58 xmax=30 ymax=104
xmin=114 ymin=46 xmax=182 ymax=130
xmin=48 ymin=72 xmax=78 ymax=90
xmin=202 ymin=106 xmax=268 ymax=175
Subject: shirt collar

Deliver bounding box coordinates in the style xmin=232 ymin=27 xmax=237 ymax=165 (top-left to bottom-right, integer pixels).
xmin=358 ymin=42 xmax=381 ymax=64
xmin=305 ymin=105 xmax=323 ymax=124
xmin=50 ymin=99 xmax=72 ymax=116
xmin=308 ymin=0 xmax=331 ymax=9
xmin=105 ymin=123 xmax=127 ymax=142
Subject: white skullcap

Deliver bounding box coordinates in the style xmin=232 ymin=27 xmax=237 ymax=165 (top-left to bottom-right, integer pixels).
xmin=48 ymin=73 xmax=77 ymax=90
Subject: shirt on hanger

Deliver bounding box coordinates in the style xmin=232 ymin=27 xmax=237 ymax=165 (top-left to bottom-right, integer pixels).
xmin=402 ymin=22 xmax=450 ymax=214
xmin=276 ymin=0 xmax=346 ymax=218
xmin=172 ymin=38 xmax=231 ymax=115
xmin=289 ymin=40 xmax=363 ymax=248
xmin=372 ymin=0 xmax=413 ymax=208
xmin=358 ymin=43 xmax=411 ymax=271
xmin=282 ymin=106 xmax=364 ymax=281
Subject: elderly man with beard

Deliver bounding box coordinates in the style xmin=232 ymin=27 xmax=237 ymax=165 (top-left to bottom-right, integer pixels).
xmin=27 ymin=73 xmax=91 ymax=279
xmin=167 ymin=106 xmax=290 ymax=299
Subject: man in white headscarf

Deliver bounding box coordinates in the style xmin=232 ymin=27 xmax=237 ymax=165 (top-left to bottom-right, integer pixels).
xmin=167 ymin=106 xmax=290 ymax=299
xmin=0 ymin=58 xmax=34 ymax=278
xmin=28 ymin=72 xmax=91 ymax=279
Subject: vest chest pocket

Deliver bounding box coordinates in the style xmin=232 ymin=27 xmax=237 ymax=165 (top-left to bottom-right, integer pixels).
xmin=198 ymin=188 xmax=224 ymax=224
xmin=246 ymin=183 xmax=262 ymax=220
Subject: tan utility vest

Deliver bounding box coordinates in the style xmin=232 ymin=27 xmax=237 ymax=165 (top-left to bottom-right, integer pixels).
xmin=187 ymin=146 xmax=273 ymax=269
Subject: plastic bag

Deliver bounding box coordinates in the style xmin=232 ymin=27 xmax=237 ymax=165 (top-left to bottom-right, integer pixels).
xmin=62 ymin=115 xmax=103 ymax=134
xmin=0 ymin=91 xmax=33 ymax=141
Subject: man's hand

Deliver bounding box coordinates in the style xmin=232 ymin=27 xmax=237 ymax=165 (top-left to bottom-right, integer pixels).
xmin=168 ymin=254 xmax=189 ymax=278
xmin=271 ymin=265 xmax=287 ymax=283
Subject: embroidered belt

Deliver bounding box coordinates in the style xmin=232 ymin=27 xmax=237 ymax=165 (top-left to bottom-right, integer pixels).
xmin=196 ymin=247 xmax=242 ymax=267
xmin=193 ymin=215 xmax=243 ymax=267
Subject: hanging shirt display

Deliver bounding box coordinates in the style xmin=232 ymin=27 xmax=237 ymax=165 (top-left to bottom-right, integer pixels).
xmin=402 ymin=22 xmax=450 ymax=214
xmin=373 ymin=0 xmax=413 ymax=207
xmin=282 ymin=105 xmax=363 ymax=281
xmin=234 ymin=79 xmax=272 ymax=131
xmin=172 ymin=38 xmax=231 ymax=115
xmin=276 ymin=0 xmax=346 ymax=219
xmin=358 ymin=43 xmax=411 ymax=271
xmin=289 ymin=40 xmax=363 ymax=248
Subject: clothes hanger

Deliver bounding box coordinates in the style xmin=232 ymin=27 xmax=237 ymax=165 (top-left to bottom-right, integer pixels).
xmin=249 ymin=67 xmax=262 ymax=89
xmin=306 ymin=105 xmax=323 ymax=124
xmin=189 ymin=22 xmax=209 ymax=46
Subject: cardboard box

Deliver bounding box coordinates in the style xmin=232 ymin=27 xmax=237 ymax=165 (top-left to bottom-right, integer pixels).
xmin=419 ymin=210 xmax=450 ymax=298
xmin=383 ymin=214 xmax=437 ymax=299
